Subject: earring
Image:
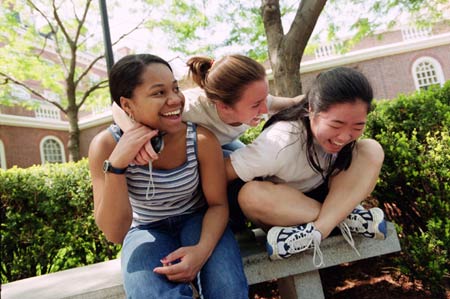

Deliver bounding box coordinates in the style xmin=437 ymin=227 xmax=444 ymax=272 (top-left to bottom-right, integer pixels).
xmin=127 ymin=113 xmax=135 ymax=123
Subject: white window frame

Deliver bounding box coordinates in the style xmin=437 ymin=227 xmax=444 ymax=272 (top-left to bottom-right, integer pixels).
xmin=0 ymin=140 xmax=6 ymax=169
xmin=412 ymin=56 xmax=445 ymax=91
xmin=40 ymin=136 xmax=66 ymax=164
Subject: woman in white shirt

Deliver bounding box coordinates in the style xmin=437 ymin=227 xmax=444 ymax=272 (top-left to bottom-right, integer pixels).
xmin=183 ymin=54 xmax=303 ymax=156
xmin=226 ymin=67 xmax=387 ymax=267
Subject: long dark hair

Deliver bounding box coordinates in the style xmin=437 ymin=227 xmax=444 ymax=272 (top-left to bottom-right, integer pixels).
xmin=264 ymin=67 xmax=373 ymax=179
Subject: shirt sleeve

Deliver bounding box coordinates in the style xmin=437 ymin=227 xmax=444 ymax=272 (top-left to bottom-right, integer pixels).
xmin=230 ymin=121 xmax=294 ymax=182
xmin=181 ymin=88 xmax=198 ymax=122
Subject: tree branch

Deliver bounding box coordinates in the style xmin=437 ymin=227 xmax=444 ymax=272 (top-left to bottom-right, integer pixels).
xmin=261 ymin=0 xmax=285 ymax=67
xmin=261 ymin=0 xmax=284 ymax=46
xmin=111 ymin=17 xmax=147 ymax=47
xmin=74 ymin=55 xmax=105 ymax=87
xmin=0 ymin=72 xmax=66 ymax=112
xmin=285 ymin=0 xmax=326 ymax=57
xmin=77 ymin=79 xmax=109 ymax=109
xmin=27 ymin=1 xmax=60 ymax=58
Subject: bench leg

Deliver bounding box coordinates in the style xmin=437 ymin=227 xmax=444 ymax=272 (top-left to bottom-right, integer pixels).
xmin=277 ymin=270 xmax=325 ymax=299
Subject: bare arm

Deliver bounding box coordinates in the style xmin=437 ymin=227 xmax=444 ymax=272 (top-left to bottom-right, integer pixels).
xmin=88 ymin=123 xmax=156 ymax=244
xmin=153 ymin=126 xmax=229 ymax=282
xmin=268 ymin=94 xmax=305 ymax=114
xmin=225 ymin=156 xmax=239 ymax=182
xmin=194 ymin=126 xmax=229 ymax=256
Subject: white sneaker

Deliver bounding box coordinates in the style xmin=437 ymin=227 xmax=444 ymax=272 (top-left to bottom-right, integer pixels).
xmin=339 ymin=205 xmax=387 ymax=256
xmin=341 ymin=205 xmax=387 ymax=240
xmin=266 ymin=222 xmax=324 ymax=267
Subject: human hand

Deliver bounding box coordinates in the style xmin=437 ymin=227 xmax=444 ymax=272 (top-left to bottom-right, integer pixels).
xmin=109 ymin=123 xmax=159 ymax=168
xmin=153 ymin=245 xmax=208 ymax=283
xmin=132 ymin=134 xmax=160 ymax=165
xmin=111 ymin=102 xmax=160 ymax=165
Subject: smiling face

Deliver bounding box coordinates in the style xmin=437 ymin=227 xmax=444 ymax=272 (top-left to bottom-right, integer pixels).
xmin=121 ymin=63 xmax=185 ymax=133
xmin=219 ymin=79 xmax=269 ymax=126
xmin=310 ymin=99 xmax=368 ymax=154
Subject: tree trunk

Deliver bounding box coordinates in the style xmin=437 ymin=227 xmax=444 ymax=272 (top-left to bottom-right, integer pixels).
xmin=272 ymin=47 xmax=303 ymax=97
xmin=261 ymin=0 xmax=327 ymax=96
xmin=66 ymin=104 xmax=80 ymax=162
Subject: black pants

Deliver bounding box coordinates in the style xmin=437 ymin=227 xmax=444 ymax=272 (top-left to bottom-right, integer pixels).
xmin=227 ymin=178 xmax=248 ymax=233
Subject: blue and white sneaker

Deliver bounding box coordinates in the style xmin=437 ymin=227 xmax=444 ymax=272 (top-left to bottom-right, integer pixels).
xmin=341 ymin=205 xmax=387 ymax=240
xmin=266 ymin=222 xmax=324 ymax=267
xmin=339 ymin=205 xmax=387 ymax=256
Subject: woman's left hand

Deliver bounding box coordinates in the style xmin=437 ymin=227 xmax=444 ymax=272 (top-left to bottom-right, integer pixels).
xmin=153 ymin=245 xmax=209 ymax=283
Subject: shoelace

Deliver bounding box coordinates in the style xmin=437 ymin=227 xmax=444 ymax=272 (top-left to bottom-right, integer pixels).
xmin=287 ymin=230 xmax=324 ymax=267
xmin=312 ymin=235 xmax=324 ymax=267
xmin=339 ymin=222 xmax=361 ymax=256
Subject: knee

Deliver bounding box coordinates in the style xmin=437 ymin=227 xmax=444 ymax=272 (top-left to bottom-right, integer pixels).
xmin=238 ymin=181 xmax=275 ymax=217
xmin=357 ymin=139 xmax=384 ymax=167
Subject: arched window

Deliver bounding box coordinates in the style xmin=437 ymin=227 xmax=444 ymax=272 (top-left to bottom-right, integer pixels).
xmin=40 ymin=136 xmax=66 ymax=164
xmin=0 ymin=140 xmax=6 ymax=169
xmin=412 ymin=57 xmax=445 ymax=91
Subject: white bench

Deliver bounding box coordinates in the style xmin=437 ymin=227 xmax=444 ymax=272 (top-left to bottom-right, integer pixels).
xmin=2 ymin=222 xmax=400 ymax=299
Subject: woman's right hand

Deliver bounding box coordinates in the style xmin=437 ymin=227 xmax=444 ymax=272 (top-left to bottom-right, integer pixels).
xmin=132 ymin=134 xmax=161 ymax=165
xmin=111 ymin=103 xmax=160 ymax=165
xmin=108 ymin=123 xmax=159 ymax=167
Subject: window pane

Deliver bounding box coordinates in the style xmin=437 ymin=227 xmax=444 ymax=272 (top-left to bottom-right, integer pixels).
xmin=415 ymin=62 xmax=439 ymax=90
xmin=43 ymin=139 xmax=63 ymax=163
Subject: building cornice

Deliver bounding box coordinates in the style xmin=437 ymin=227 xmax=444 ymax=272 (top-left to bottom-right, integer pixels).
xmin=0 ymin=112 xmax=112 ymax=131
xmin=0 ymin=114 xmax=68 ymax=130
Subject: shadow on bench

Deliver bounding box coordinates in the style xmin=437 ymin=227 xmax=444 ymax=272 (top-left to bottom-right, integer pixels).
xmin=2 ymin=222 xmax=400 ymax=299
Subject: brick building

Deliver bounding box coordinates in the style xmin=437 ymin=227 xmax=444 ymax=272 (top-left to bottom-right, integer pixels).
xmin=1 ymin=23 xmax=449 ymax=169
xmin=295 ymin=22 xmax=450 ymax=100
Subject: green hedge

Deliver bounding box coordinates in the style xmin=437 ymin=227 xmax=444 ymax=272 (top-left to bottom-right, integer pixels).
xmin=0 ymin=159 xmax=121 ymax=283
xmin=363 ymin=82 xmax=450 ymax=295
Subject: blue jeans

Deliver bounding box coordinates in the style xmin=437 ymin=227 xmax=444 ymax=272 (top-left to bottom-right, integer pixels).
xmin=121 ymin=211 xmax=248 ymax=299
xmin=221 ymin=139 xmax=245 ymax=158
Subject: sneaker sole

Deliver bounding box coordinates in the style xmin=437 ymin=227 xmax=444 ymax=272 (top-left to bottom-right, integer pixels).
xmin=266 ymin=226 xmax=286 ymax=260
xmin=370 ymin=207 xmax=387 ymax=240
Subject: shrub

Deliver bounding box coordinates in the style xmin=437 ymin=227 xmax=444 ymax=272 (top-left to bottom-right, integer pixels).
xmin=239 ymin=120 xmax=265 ymax=144
xmin=364 ymin=82 xmax=450 ymax=295
xmin=0 ymin=159 xmax=121 ymax=283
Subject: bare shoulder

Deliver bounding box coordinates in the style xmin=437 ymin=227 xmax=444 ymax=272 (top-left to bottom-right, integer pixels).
xmin=196 ymin=125 xmax=220 ymax=146
xmin=195 ymin=125 xmax=221 ymax=158
xmin=88 ymin=129 xmax=116 ymax=159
